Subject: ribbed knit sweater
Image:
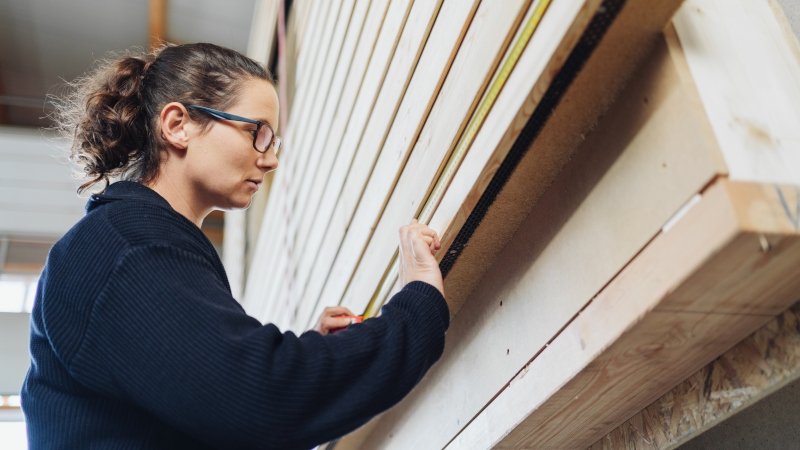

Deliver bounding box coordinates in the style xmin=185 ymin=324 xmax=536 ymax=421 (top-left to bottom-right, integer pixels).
xmin=21 ymin=181 xmax=450 ymax=449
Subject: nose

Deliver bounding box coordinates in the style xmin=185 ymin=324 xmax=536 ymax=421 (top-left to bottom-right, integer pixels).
xmin=257 ymin=146 xmax=279 ymax=172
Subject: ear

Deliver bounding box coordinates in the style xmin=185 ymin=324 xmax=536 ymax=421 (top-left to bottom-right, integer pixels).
xmin=160 ymin=102 xmax=191 ymax=150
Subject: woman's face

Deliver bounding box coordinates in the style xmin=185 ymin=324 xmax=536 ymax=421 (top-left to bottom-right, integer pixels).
xmin=185 ymin=78 xmax=280 ymax=211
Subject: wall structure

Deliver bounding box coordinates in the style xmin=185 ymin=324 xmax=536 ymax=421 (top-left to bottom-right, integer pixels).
xmin=241 ymin=0 xmax=800 ymax=448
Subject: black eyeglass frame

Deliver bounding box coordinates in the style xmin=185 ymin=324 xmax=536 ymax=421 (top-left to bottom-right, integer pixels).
xmin=186 ymin=105 xmax=282 ymax=154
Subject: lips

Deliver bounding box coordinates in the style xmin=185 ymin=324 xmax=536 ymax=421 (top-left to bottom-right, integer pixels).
xmin=246 ymin=180 xmax=261 ymax=190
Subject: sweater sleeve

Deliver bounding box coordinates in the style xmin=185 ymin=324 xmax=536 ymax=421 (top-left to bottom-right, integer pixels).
xmin=67 ymin=244 xmax=449 ymax=449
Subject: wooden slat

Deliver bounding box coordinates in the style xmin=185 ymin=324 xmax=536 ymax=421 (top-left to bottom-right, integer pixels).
xmin=275 ymin=0 xmax=375 ymax=327
xmin=335 ymin=0 xmax=531 ymax=315
xmin=287 ymin=0 xmax=391 ymax=329
xmin=264 ymin=0 xmax=356 ymax=328
xmin=673 ymin=0 xmax=800 ymax=185
xmin=148 ymin=0 xmax=167 ymax=50
xmin=356 ymin=30 xmax=716 ymax=450
xmin=293 ymin=0 xmax=325 ymax=90
xmin=449 ymin=179 xmax=800 ymax=449
xmin=246 ymin=0 xmax=281 ymax=65
xmin=292 ymin=0 xmax=435 ymax=329
xmin=243 ymin=0 xmax=345 ymax=320
xmin=307 ymin=0 xmax=489 ymax=328
xmin=590 ymin=301 xmax=800 ymax=450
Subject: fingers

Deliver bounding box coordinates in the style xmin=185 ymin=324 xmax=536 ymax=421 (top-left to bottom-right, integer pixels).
xmin=322 ymin=306 xmax=355 ymax=318
xmin=313 ymin=306 xmax=357 ymax=335
xmin=399 ymin=220 xmax=441 ymax=256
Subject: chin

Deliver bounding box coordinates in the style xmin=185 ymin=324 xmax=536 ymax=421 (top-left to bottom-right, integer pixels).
xmin=222 ymin=192 xmax=253 ymax=210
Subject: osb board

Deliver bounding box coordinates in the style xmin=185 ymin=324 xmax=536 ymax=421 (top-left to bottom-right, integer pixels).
xmin=590 ymin=301 xmax=800 ymax=450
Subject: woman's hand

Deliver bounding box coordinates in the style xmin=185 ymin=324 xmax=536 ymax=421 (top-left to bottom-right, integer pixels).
xmin=313 ymin=306 xmax=358 ymax=335
xmin=398 ymin=219 xmax=444 ymax=297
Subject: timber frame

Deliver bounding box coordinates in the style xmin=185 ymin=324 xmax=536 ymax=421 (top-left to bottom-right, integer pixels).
xmin=237 ymin=0 xmax=800 ymax=448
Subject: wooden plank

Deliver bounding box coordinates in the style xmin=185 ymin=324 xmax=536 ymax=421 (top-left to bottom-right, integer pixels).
xmin=291 ymin=0 xmax=436 ymax=330
xmin=246 ymin=0 xmax=280 ymax=65
xmin=148 ymin=0 xmax=167 ymax=50
xmin=264 ymin=0 xmax=412 ymax=327
xmin=243 ymin=0 xmax=345 ymax=321
xmin=287 ymin=0 xmax=392 ymax=330
xmin=356 ymin=30 xmax=717 ymax=450
xmin=673 ymin=0 xmax=800 ymax=185
xmin=433 ymin=0 xmax=708 ymax=316
xmin=449 ymin=179 xmax=800 ymax=449
xmin=590 ymin=301 xmax=800 ymax=450
xmin=335 ymin=0 xmax=531 ymax=315
xmin=294 ymin=0 xmax=325 ymax=90
xmin=273 ymin=0 xmax=370 ymax=328
xmin=307 ymin=0 xmax=484 ymax=327
xmin=265 ymin=0 xmax=357 ymax=328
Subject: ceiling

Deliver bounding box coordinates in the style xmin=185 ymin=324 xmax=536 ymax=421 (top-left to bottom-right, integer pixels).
xmin=0 ymin=0 xmax=257 ymax=128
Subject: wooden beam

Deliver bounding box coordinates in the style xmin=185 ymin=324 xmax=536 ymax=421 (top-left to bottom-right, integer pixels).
xmin=590 ymin=300 xmax=800 ymax=450
xmin=673 ymin=0 xmax=800 ymax=185
xmin=446 ymin=179 xmax=800 ymax=449
xmin=355 ymin=26 xmax=718 ymax=449
xmin=148 ymin=0 xmax=167 ymax=50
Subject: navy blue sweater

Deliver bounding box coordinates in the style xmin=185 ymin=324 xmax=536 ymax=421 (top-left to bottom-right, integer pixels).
xmin=21 ymin=181 xmax=449 ymax=449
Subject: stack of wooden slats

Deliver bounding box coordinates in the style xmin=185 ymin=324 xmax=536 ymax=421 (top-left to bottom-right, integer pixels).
xmin=239 ymin=0 xmax=800 ymax=448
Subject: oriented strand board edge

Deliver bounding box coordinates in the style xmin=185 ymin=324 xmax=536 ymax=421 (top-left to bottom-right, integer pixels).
xmin=590 ymin=302 xmax=800 ymax=450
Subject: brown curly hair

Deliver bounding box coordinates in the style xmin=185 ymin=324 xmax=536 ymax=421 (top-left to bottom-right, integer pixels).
xmin=51 ymin=43 xmax=274 ymax=194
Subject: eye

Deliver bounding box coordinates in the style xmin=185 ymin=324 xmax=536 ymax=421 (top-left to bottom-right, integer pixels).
xmin=248 ymin=130 xmax=258 ymax=138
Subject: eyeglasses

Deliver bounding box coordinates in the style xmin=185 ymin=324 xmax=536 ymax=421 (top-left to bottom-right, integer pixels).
xmin=186 ymin=105 xmax=282 ymax=154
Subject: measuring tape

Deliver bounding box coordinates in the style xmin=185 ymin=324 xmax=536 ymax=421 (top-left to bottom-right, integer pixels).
xmin=361 ymin=0 xmax=553 ymax=319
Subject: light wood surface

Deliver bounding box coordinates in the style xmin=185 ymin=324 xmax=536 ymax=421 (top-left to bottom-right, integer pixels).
xmin=336 ymin=0 xmax=527 ymax=314
xmin=448 ymin=179 xmax=800 ymax=449
xmin=590 ymin=301 xmax=800 ymax=450
xmin=289 ymin=0 xmax=416 ymax=328
xmin=356 ymin=30 xmax=718 ymax=450
xmin=295 ymin=0 xmax=442 ymax=329
xmin=673 ymin=0 xmax=800 ymax=185
xmin=287 ymin=0 xmax=391 ymax=328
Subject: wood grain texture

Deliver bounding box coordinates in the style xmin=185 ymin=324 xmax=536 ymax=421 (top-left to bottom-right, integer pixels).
xmin=290 ymin=0 xmax=417 ymax=329
xmin=268 ymin=0 xmax=360 ymax=328
xmin=296 ymin=0 xmax=446 ymax=330
xmin=289 ymin=0 xmax=393 ymax=329
xmin=448 ymin=178 xmax=800 ymax=449
xmin=242 ymin=0 xmax=345 ymax=321
xmin=337 ymin=0 xmax=527 ymax=314
xmin=355 ymin=31 xmax=718 ymax=450
xmin=589 ymin=302 xmax=800 ymax=450
xmin=436 ymin=0 xmax=691 ymax=315
xmin=673 ymin=0 xmax=800 ymax=185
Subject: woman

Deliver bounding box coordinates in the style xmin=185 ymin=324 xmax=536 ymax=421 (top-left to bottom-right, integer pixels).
xmin=21 ymin=43 xmax=449 ymax=449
